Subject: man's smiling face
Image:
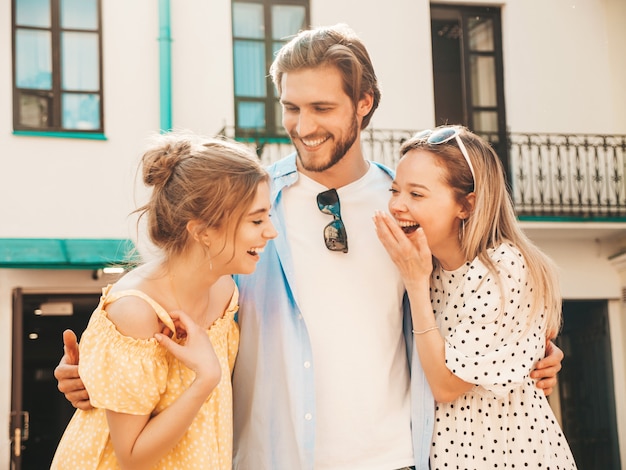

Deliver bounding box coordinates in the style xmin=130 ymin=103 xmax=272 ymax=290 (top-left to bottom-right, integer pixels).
xmin=280 ymin=65 xmax=361 ymax=173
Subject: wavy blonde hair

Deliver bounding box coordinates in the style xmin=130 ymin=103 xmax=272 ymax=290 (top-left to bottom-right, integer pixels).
xmin=400 ymin=126 xmax=562 ymax=335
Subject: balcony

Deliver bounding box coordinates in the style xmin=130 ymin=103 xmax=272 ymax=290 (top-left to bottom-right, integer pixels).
xmin=505 ymin=133 xmax=626 ymax=221
xmin=223 ymin=127 xmax=626 ymax=222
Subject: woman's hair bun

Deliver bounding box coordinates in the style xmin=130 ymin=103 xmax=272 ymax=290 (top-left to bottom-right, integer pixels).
xmin=142 ymin=136 xmax=192 ymax=188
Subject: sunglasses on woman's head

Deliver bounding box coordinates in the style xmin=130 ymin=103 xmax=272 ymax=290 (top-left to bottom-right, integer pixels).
xmin=316 ymin=188 xmax=348 ymax=253
xmin=413 ymin=126 xmax=476 ymax=188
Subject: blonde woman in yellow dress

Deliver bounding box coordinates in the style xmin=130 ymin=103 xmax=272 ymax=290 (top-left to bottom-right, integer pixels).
xmin=51 ymin=132 xmax=277 ymax=469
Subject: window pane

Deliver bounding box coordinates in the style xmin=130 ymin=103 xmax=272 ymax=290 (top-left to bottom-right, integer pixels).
xmin=16 ymin=0 xmax=50 ymax=27
xmin=470 ymin=55 xmax=496 ymax=107
xmin=62 ymin=93 xmax=100 ymax=129
xmin=234 ymin=40 xmax=265 ymax=97
xmin=272 ymin=41 xmax=283 ymax=56
xmin=61 ymin=0 xmax=98 ymax=30
xmin=468 ymin=16 xmax=494 ymax=51
xmin=272 ymin=5 xmax=306 ymax=40
xmin=62 ymin=32 xmax=99 ymax=90
xmin=238 ymin=102 xmax=265 ymax=129
xmin=19 ymin=93 xmax=51 ymax=128
xmin=232 ymin=1 xmax=309 ymax=136
xmin=233 ymin=2 xmax=264 ymax=38
xmin=472 ymin=111 xmax=498 ymax=133
xmin=16 ymin=29 xmax=52 ymax=89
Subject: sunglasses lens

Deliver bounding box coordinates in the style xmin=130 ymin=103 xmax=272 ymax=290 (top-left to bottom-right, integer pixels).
xmin=323 ymin=220 xmax=348 ymax=253
xmin=414 ymin=129 xmax=432 ymax=140
xmin=317 ymin=189 xmax=340 ymax=216
xmin=421 ymin=127 xmax=475 ymax=189
xmin=428 ymin=127 xmax=457 ymax=144
xmin=317 ymin=189 xmax=339 ymax=206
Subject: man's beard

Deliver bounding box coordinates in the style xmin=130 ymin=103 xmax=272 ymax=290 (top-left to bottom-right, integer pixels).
xmin=294 ymin=116 xmax=359 ymax=173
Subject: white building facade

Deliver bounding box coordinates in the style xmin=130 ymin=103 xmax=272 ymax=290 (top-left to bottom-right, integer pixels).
xmin=1 ymin=0 xmax=625 ymax=468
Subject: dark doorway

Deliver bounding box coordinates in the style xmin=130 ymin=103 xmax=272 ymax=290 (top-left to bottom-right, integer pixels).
xmin=11 ymin=289 xmax=99 ymax=470
xmin=557 ymin=300 xmax=621 ymax=469
xmin=431 ymin=14 xmax=464 ymax=126
xmin=430 ymin=5 xmax=510 ymax=177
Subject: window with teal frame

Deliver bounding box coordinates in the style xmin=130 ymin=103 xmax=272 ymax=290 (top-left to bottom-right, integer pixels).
xmin=12 ymin=0 xmax=104 ymax=134
xmin=231 ymin=0 xmax=308 ymax=139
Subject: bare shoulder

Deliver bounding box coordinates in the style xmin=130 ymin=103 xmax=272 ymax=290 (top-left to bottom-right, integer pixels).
xmin=106 ymin=275 xmax=163 ymax=340
xmin=105 ymin=262 xmax=168 ymax=339
xmin=209 ymin=276 xmax=237 ymax=314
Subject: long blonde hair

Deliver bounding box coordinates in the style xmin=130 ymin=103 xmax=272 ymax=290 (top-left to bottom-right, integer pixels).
xmin=400 ymin=126 xmax=562 ymax=335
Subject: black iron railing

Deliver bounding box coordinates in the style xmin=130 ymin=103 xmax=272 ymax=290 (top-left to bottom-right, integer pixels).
xmin=506 ymin=133 xmax=626 ymax=219
xmin=219 ymin=127 xmax=626 ymax=220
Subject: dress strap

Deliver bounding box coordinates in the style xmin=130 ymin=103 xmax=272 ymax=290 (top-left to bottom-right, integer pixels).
xmin=100 ymin=285 xmax=176 ymax=335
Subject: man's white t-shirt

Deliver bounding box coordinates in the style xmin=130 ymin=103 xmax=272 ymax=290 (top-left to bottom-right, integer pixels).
xmin=283 ymin=164 xmax=414 ymax=470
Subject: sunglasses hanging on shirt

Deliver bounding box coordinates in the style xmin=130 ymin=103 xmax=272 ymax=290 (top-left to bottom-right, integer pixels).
xmin=316 ymin=188 xmax=349 ymax=253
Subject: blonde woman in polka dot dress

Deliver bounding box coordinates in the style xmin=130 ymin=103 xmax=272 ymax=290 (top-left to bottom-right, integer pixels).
xmin=374 ymin=126 xmax=577 ymax=469
xmin=51 ymin=132 xmax=277 ymax=469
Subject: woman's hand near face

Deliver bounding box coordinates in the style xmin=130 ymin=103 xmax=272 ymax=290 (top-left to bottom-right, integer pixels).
xmin=373 ymin=210 xmax=433 ymax=285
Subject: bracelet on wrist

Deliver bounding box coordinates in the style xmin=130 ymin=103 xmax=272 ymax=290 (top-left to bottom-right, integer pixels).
xmin=412 ymin=326 xmax=438 ymax=335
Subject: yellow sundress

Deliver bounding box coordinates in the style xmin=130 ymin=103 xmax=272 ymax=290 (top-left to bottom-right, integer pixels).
xmin=51 ymin=283 xmax=240 ymax=469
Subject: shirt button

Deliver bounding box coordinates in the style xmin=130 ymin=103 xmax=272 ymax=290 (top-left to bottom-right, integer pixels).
xmin=304 ymin=361 xmax=311 ymax=368
xmin=304 ymin=413 xmax=312 ymax=421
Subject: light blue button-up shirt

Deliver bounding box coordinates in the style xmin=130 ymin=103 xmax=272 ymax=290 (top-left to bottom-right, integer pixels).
xmin=232 ymin=153 xmax=434 ymax=470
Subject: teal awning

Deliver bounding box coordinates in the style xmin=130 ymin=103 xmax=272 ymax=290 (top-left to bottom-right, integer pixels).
xmin=0 ymin=238 xmax=138 ymax=269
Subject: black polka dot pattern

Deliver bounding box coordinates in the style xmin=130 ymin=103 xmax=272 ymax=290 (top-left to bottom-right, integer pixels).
xmin=428 ymin=243 xmax=577 ymax=469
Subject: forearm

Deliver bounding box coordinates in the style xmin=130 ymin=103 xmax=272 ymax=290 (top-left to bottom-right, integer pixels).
xmin=108 ymin=377 xmax=217 ymax=469
xmin=407 ymin=283 xmax=473 ymax=403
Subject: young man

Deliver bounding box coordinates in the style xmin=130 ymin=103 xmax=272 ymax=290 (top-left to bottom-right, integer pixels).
xmin=55 ymin=24 xmax=563 ymax=470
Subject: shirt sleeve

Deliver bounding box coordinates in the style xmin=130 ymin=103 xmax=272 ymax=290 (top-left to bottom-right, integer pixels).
xmin=443 ymin=244 xmax=547 ymax=398
xmin=78 ymin=309 xmax=169 ymax=415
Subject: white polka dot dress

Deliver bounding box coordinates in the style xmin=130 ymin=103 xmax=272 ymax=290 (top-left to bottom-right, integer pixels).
xmin=428 ymin=243 xmax=577 ymax=469
xmin=51 ymin=285 xmax=240 ymax=469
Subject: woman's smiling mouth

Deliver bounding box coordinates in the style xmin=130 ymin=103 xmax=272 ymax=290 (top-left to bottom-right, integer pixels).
xmin=397 ymin=220 xmax=420 ymax=234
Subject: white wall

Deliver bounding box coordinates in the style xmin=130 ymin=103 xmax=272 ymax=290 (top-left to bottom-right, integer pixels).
xmin=607 ymin=0 xmax=626 ymax=128
xmin=172 ymin=0 xmax=235 ymax=135
xmin=535 ymin=238 xmax=622 ymax=299
xmin=502 ymin=0 xmax=626 ymax=134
